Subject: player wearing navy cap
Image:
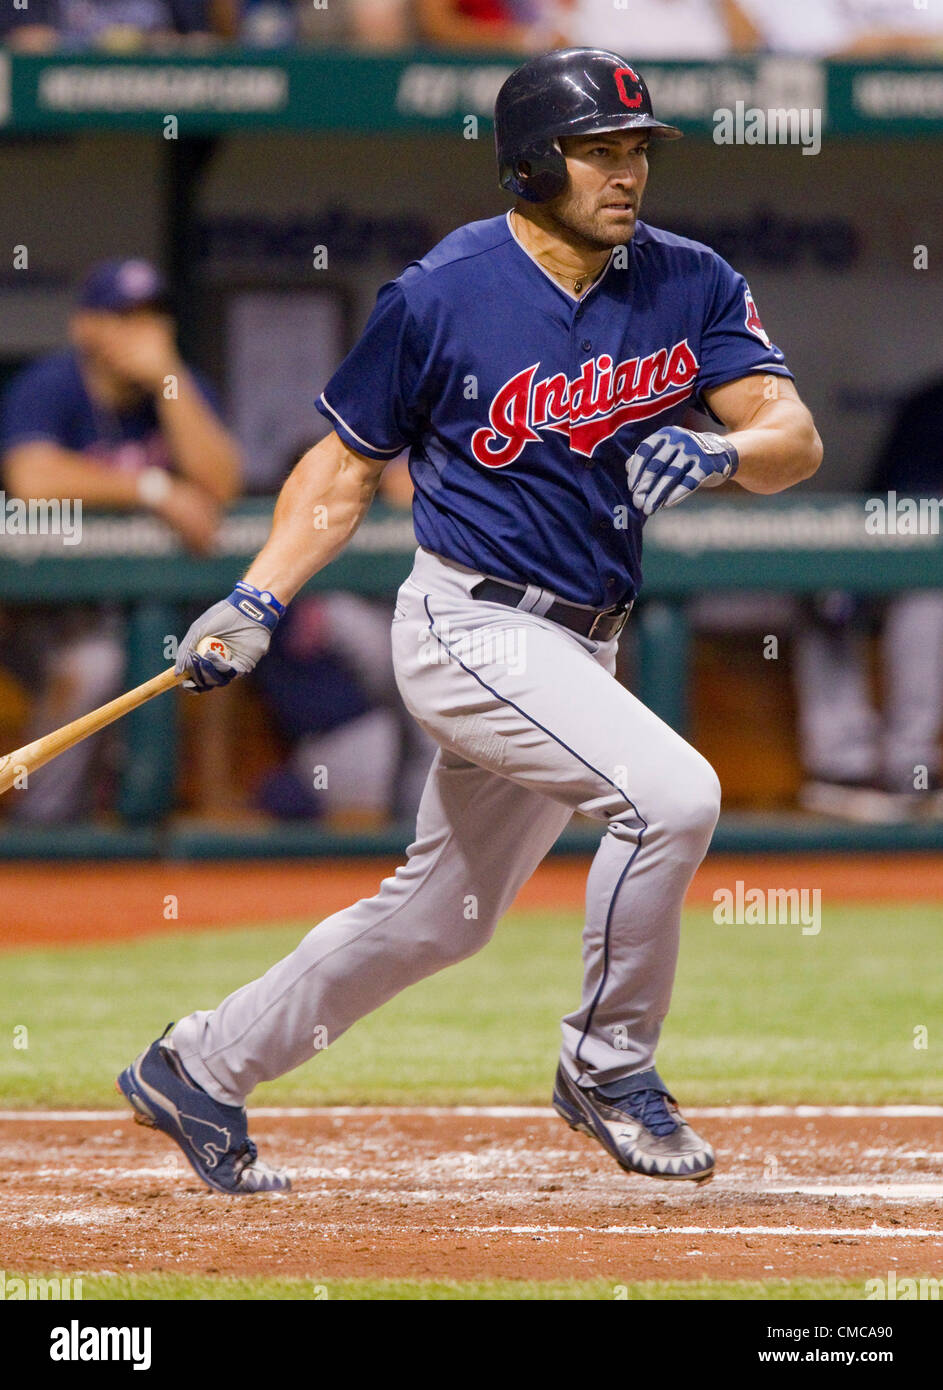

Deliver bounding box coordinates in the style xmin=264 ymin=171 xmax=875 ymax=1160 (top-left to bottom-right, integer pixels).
xmin=0 ymin=257 xmax=241 ymax=825
xmin=118 ymin=50 xmax=822 ymax=1194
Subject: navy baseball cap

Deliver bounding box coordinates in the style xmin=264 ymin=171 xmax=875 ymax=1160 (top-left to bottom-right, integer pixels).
xmin=77 ymin=259 xmax=172 ymax=313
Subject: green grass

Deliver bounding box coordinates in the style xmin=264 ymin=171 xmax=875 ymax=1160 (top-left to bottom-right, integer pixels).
xmin=4 ymin=1272 xmax=876 ymax=1300
xmin=0 ymin=903 xmax=939 ymax=1107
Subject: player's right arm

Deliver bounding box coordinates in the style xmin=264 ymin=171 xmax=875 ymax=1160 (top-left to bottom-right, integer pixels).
xmin=177 ymin=276 xmax=427 ymax=690
xmin=174 ymin=431 xmax=388 ymax=690
xmin=243 ymin=431 xmax=386 ymax=602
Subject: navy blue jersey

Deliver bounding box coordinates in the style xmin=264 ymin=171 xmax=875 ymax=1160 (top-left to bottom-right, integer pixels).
xmin=317 ymin=213 xmax=792 ymax=608
xmin=0 ymin=349 xmax=222 ymax=482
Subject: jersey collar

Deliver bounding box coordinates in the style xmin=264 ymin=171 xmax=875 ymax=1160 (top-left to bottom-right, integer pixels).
xmin=505 ymin=210 xmax=617 ymax=307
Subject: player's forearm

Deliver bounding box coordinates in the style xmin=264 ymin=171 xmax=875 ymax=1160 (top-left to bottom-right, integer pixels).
xmin=155 ymin=368 xmax=242 ymax=504
xmin=3 ymin=445 xmax=145 ymax=508
xmin=242 ymin=433 xmax=387 ymax=604
xmin=726 ymin=398 xmax=823 ymax=494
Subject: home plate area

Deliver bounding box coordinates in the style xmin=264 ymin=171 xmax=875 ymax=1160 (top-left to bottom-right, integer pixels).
xmin=2 ymin=1107 xmax=942 ymax=1284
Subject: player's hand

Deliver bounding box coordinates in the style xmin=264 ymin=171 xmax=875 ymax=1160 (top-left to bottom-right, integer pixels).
xmin=154 ymin=477 xmax=220 ymax=555
xmin=175 ymin=582 xmax=287 ymax=691
xmin=92 ymin=315 xmax=181 ymax=393
xmin=625 ymin=426 xmax=739 ymax=516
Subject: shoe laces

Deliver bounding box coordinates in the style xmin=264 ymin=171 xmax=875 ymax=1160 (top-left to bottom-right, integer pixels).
xmin=612 ymin=1088 xmax=679 ymax=1137
xmin=232 ymin=1139 xmax=258 ymax=1177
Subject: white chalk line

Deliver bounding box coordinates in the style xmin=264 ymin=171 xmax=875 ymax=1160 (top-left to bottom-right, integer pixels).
xmin=8 ymin=1165 xmax=943 ymax=1203
xmin=2 ymin=1104 xmax=943 ymax=1122
xmin=414 ymin=1225 xmax=943 ymax=1239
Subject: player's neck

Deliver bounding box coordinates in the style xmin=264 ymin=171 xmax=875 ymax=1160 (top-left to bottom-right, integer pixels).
xmin=510 ymin=207 xmax=611 ymax=297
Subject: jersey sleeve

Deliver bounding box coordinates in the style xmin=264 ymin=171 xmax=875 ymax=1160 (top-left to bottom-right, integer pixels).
xmin=694 ymin=256 xmax=793 ymax=412
xmin=0 ymin=360 xmax=71 ymax=454
xmin=316 ymin=280 xmax=431 ymax=461
xmin=188 ymin=366 xmax=225 ymax=420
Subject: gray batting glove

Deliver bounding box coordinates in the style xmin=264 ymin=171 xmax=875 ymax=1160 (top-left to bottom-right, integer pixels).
xmin=626 ymin=426 xmax=739 ymax=516
xmin=175 ymin=581 xmax=287 ymax=692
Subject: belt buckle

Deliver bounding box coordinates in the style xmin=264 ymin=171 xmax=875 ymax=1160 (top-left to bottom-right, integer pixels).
xmin=589 ymin=603 xmax=630 ymax=641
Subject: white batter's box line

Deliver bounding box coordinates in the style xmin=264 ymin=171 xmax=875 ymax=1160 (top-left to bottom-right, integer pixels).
xmin=2 ymin=1104 xmax=943 ymax=1122
xmin=436 ymin=1225 xmax=943 ymax=1239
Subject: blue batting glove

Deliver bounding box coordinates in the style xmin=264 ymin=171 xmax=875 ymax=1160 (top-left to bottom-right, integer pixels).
xmin=175 ymin=581 xmax=287 ymax=692
xmin=626 ymin=426 xmax=739 ymax=516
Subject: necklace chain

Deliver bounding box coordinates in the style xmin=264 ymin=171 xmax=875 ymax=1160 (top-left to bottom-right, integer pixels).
xmin=512 ymin=210 xmax=603 ymax=297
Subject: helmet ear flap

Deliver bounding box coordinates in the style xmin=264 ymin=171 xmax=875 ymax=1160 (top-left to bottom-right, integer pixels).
xmin=501 ymin=139 xmax=567 ymax=204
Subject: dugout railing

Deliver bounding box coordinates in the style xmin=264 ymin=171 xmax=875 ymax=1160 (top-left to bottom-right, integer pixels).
xmin=1 ymin=493 xmax=942 ymax=858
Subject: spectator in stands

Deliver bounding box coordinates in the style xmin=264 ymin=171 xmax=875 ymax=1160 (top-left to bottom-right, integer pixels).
xmin=0 ymin=0 xmax=59 ymax=49
xmin=251 ymin=457 xmax=436 ymax=826
xmin=795 ymin=375 xmax=943 ymax=822
xmin=0 ymin=258 xmax=242 ymax=824
xmin=1 ymin=1 xmax=239 ymax=49
xmin=416 ymin=0 xmax=567 ymax=53
xmin=241 ymin=0 xmax=300 ymax=46
xmin=737 ymin=0 xmax=943 ymax=56
xmin=563 ymin=0 xmax=760 ymax=57
xmin=345 ymin=0 xmax=413 ymax=48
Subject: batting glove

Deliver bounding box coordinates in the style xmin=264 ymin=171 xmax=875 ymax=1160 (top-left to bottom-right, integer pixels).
xmin=175 ymin=581 xmax=286 ymax=692
xmin=626 ymin=426 xmax=739 ymax=516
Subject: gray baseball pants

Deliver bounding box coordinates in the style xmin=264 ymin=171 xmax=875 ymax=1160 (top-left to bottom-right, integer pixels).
xmin=171 ymin=546 xmax=720 ymax=1104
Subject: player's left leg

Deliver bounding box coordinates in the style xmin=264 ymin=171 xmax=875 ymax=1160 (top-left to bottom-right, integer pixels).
xmin=398 ymin=551 xmax=720 ymax=1180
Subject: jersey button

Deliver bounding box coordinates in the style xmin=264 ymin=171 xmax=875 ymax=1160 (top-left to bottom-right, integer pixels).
xmin=581 ymin=339 xmax=592 ymax=352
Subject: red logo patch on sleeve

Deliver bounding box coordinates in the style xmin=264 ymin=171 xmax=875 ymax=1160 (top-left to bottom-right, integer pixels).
xmin=744 ymin=289 xmax=772 ymax=348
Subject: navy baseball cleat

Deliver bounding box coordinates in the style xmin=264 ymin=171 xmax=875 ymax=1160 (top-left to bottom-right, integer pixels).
xmin=553 ymin=1064 xmax=714 ymax=1183
xmin=116 ymin=1026 xmax=291 ymax=1195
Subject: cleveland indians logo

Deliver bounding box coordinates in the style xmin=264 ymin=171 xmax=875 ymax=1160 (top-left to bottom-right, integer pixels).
xmin=744 ymin=289 xmax=772 ymax=348
xmin=471 ymin=339 xmax=699 ymax=467
xmin=614 ymin=66 xmax=643 ymax=109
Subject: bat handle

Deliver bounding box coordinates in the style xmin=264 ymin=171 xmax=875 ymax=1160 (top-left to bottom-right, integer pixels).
xmin=183 ymin=635 xmax=236 ymax=680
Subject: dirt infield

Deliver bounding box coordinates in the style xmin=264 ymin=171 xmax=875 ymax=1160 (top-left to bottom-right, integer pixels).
xmin=3 ymin=1108 xmax=942 ymax=1284
xmin=3 ymin=853 xmax=943 ymax=947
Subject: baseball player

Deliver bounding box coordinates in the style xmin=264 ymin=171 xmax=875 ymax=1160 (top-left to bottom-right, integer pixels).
xmin=118 ymin=49 xmax=822 ymax=1194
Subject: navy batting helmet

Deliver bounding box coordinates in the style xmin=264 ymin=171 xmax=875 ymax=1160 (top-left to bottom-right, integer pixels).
xmin=494 ymin=48 xmax=682 ymax=204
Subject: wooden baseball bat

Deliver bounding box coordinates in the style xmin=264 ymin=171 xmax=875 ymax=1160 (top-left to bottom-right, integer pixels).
xmin=0 ymin=637 xmax=233 ymax=798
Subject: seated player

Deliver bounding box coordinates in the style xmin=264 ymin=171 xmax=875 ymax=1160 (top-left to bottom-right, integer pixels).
xmin=795 ymin=374 xmax=943 ymax=821
xmin=0 ymin=259 xmax=241 ymax=824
